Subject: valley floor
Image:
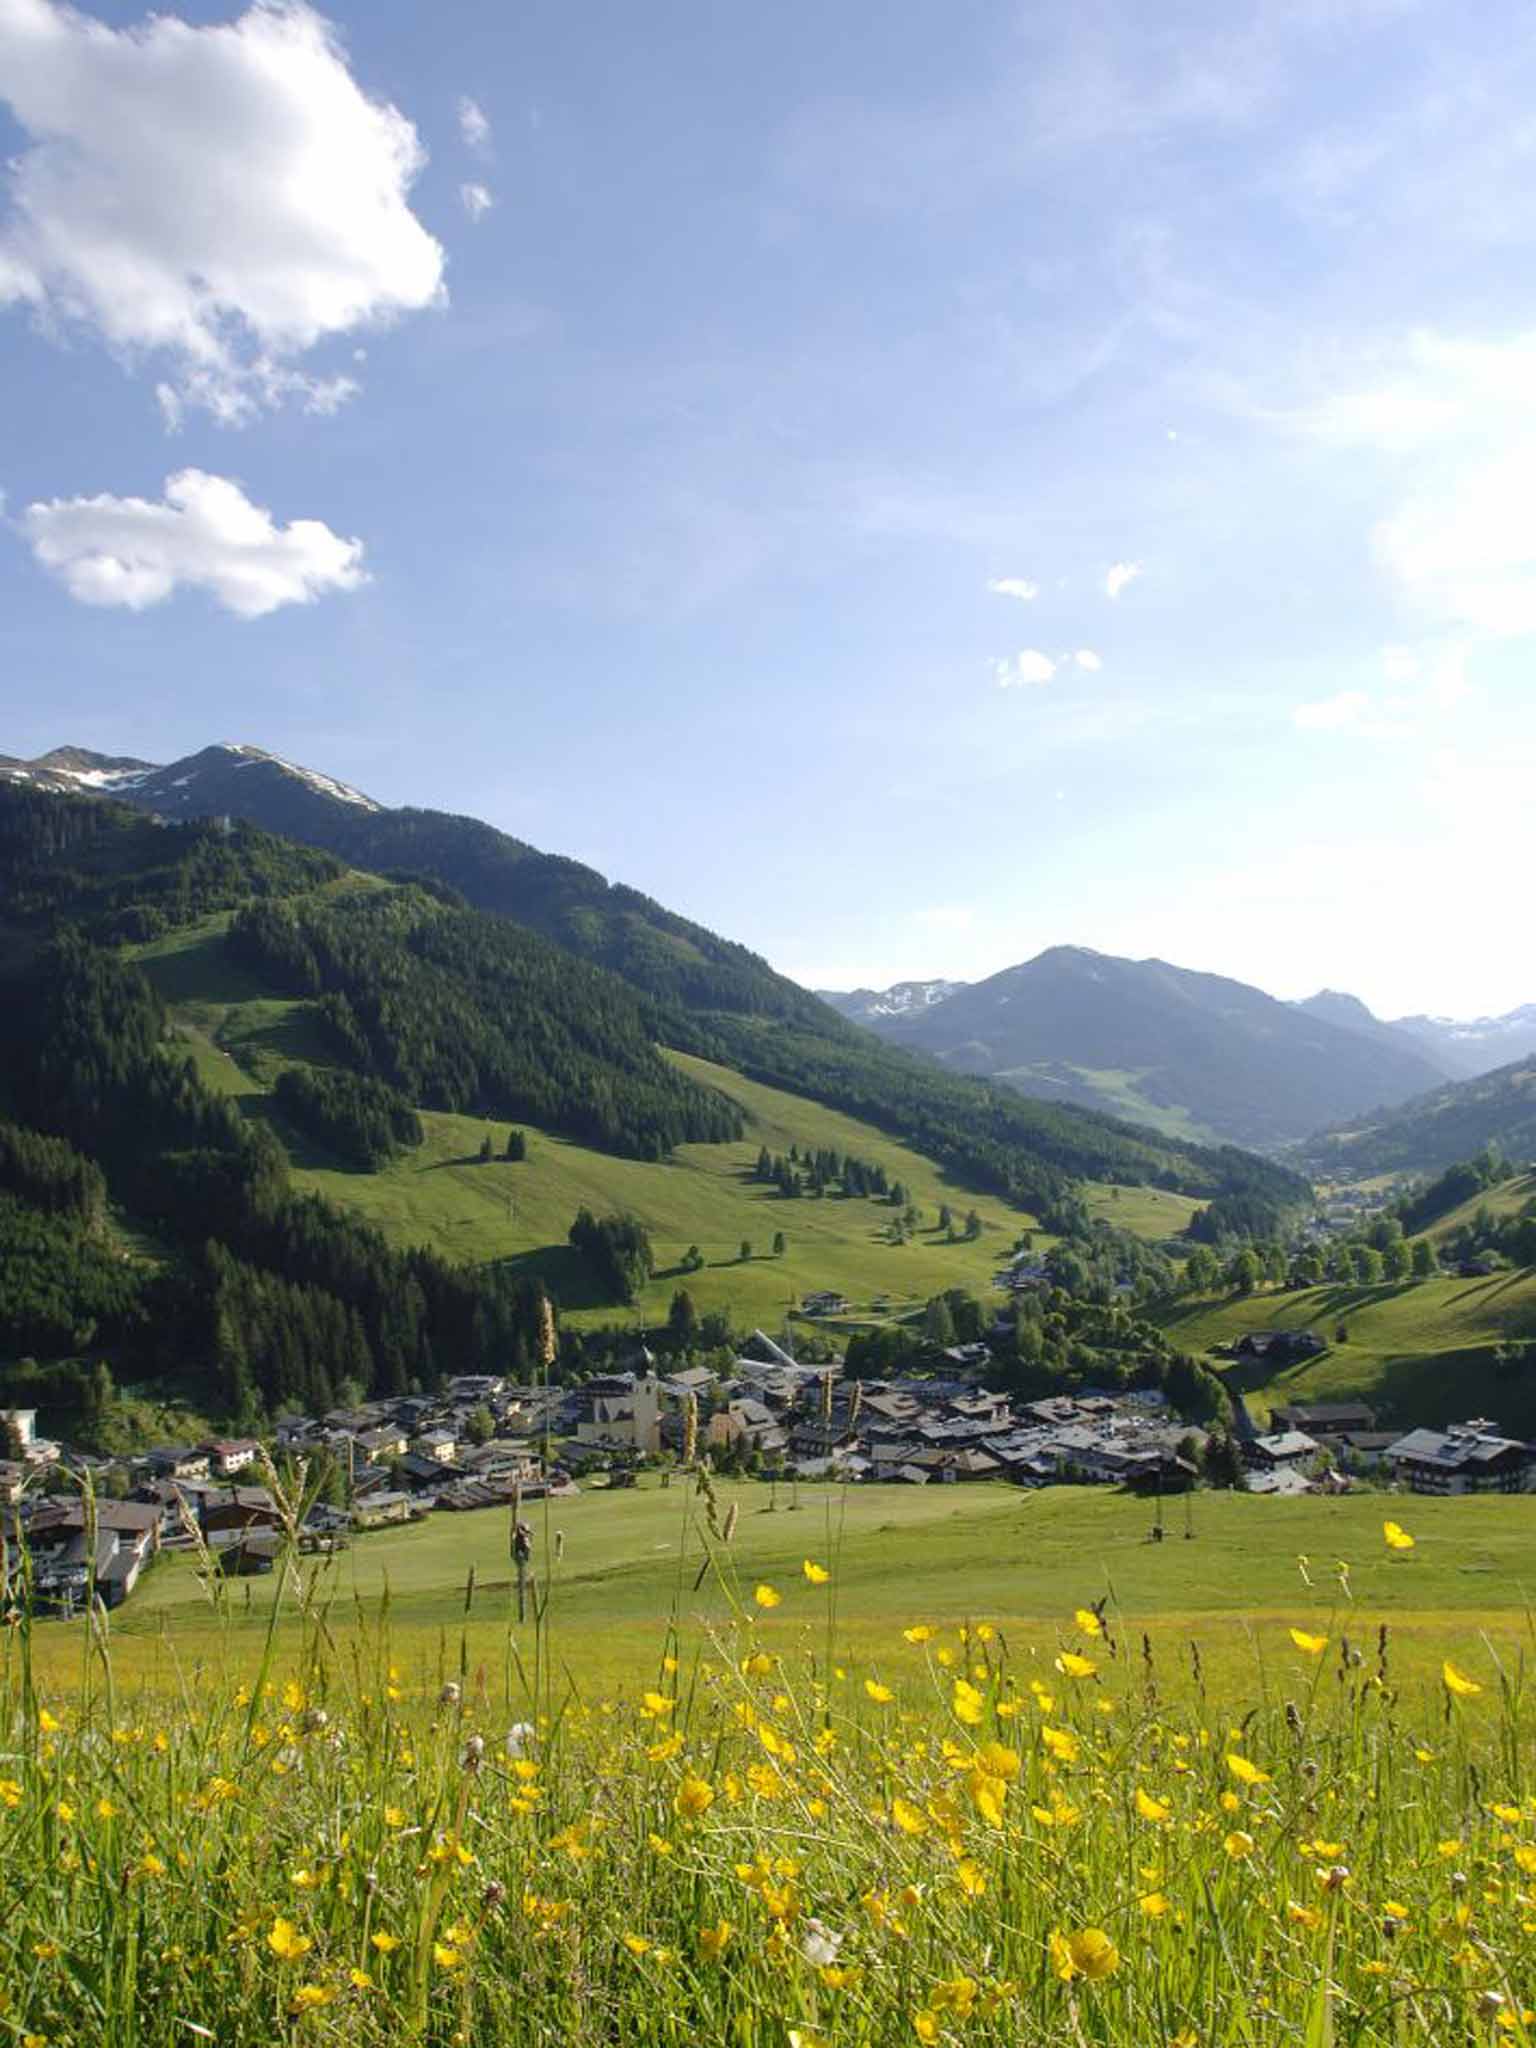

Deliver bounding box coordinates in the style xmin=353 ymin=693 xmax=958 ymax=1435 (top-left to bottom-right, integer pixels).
xmin=45 ymin=1480 xmax=1536 ymax=1700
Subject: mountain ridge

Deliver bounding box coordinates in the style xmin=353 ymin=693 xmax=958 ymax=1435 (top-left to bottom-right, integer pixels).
xmin=822 ymin=944 xmax=1451 ymax=1150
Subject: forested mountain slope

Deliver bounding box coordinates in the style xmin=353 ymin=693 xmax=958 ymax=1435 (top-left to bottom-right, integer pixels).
xmin=1302 ymin=1056 xmax=1536 ymax=1176
xmin=0 ymin=748 xmax=1310 ymax=1222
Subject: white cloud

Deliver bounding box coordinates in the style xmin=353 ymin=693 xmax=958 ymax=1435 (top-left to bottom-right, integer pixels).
xmin=1293 ymin=689 xmax=1374 ymax=733
xmin=20 ymin=469 xmax=367 ymax=617
xmin=459 ymin=182 xmax=495 ymax=223
xmin=458 ymin=95 xmax=492 ymax=156
xmin=1296 ymin=332 xmax=1536 ymax=637
xmin=987 ymin=575 xmax=1038 ymax=601
xmin=0 ymin=0 xmax=445 ymax=423
xmin=994 ymin=649 xmax=1057 ymax=687
xmin=1104 ymin=560 xmax=1141 ymax=599
xmin=1074 ymin=648 xmax=1102 ymax=671
xmin=1380 ymin=643 xmax=1418 ymax=683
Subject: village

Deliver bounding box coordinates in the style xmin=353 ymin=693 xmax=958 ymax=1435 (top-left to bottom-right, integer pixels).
xmin=4 ymin=1307 xmax=1533 ymax=1615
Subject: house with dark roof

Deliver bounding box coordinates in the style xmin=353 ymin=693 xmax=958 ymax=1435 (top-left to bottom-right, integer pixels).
xmin=1386 ymin=1421 xmax=1533 ymax=1494
xmin=1271 ymin=1401 xmax=1377 ymax=1437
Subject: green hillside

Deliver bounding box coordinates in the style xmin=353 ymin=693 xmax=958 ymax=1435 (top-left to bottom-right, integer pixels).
xmin=1419 ymin=1168 xmax=1536 ymax=1246
xmin=1304 ymin=1054 xmax=1536 ymax=1174
xmin=1154 ymin=1270 xmax=1536 ymax=1431
xmin=143 ymin=937 xmax=1030 ymax=1325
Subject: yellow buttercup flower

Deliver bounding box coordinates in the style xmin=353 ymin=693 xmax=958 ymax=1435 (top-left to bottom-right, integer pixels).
xmin=1136 ymin=1788 xmax=1172 ymax=1824
xmin=865 ymin=1680 xmax=895 ymax=1704
xmin=1055 ymin=1652 xmax=1097 ymax=1680
xmin=1074 ymin=1607 xmax=1103 ymax=1636
xmin=892 ymin=1796 xmax=929 ymax=1837
xmin=903 ymin=1625 xmax=934 ymax=1644
xmin=803 ymin=1560 xmax=830 ymax=1584
xmin=1049 ymin=1927 xmax=1119 ymax=1982
xmin=1443 ymin=1661 xmax=1482 ymax=1698
xmin=675 ymin=1775 xmax=715 ymax=1818
xmin=754 ymin=1584 xmax=782 ymax=1609
xmin=1225 ymin=1753 xmax=1271 ymax=1787
xmin=268 ymin=1917 xmax=312 ymax=1963
xmin=952 ymin=1679 xmax=985 ymax=1727
xmin=1383 ymin=1520 xmax=1415 ymax=1551
xmin=1289 ymin=1629 xmax=1327 ymax=1656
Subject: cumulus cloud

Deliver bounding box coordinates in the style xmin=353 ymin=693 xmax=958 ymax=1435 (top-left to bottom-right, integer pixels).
xmin=460 ymin=182 xmax=495 ymax=223
xmin=1104 ymin=561 xmax=1141 ymax=599
xmin=1074 ymin=648 xmax=1102 ymax=671
xmin=20 ymin=469 xmax=367 ymax=617
xmin=994 ymin=649 xmax=1057 ymax=687
xmin=1298 ymin=332 xmax=1536 ymax=637
xmin=987 ymin=575 xmax=1038 ymax=601
xmin=0 ymin=0 xmax=445 ymax=423
xmin=458 ymin=95 xmax=492 ymax=155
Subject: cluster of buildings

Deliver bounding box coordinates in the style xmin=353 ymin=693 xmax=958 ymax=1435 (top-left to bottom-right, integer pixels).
xmin=6 ymin=1312 xmax=1535 ymax=1614
xmin=1240 ymin=1402 xmax=1536 ymax=1496
xmin=561 ymin=1339 xmax=1203 ymax=1493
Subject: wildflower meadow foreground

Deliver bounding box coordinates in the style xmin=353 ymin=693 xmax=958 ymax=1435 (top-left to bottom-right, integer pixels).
xmin=2 ymin=1485 xmax=1533 ymax=2046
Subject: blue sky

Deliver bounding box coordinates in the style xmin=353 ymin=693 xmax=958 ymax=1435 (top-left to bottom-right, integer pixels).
xmin=2 ymin=0 xmax=1534 ymax=1018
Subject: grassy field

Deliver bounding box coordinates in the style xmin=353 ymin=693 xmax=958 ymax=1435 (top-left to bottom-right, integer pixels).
xmin=1080 ymin=1180 xmax=1202 ymax=1241
xmin=12 ymin=1481 xmax=1536 ymax=2047
xmin=292 ymin=1055 xmax=1028 ymax=1331
xmin=1155 ymin=1270 xmax=1536 ymax=1430
xmin=39 ymin=1481 xmax=1536 ymax=1700
xmin=1419 ymin=1168 xmax=1536 ymax=1245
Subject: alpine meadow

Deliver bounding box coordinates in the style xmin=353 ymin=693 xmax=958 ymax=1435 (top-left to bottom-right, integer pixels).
xmin=5 ymin=1 xmax=1536 ymax=2044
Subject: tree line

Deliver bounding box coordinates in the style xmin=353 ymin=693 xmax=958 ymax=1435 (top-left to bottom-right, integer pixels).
xmin=227 ymin=886 xmax=745 ymax=1160
xmin=0 ymin=936 xmax=559 ymax=1419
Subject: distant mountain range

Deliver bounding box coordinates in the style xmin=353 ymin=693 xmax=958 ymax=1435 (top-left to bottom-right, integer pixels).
xmin=822 ymin=948 xmax=1521 ymax=1152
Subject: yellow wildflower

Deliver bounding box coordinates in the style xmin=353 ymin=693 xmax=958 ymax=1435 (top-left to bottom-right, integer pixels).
xmin=268 ymin=1918 xmax=312 ymax=1962
xmin=1050 ymin=1928 xmax=1119 ymax=1982
xmin=754 ymin=1584 xmax=782 ymax=1609
xmin=803 ymin=1560 xmax=830 ymax=1584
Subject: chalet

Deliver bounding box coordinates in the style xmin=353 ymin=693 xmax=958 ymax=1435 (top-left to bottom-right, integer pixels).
xmin=202 ymin=1438 xmax=261 ymax=1477
xmin=411 ymin=1428 xmax=460 ymax=1464
xmin=1271 ymin=1402 xmax=1377 ymax=1438
xmin=199 ymin=1486 xmax=282 ymax=1544
xmin=142 ymin=1445 xmax=212 ymax=1483
xmin=1245 ymin=1464 xmax=1317 ymax=1497
xmin=217 ymin=1533 xmax=280 ymax=1576
xmin=356 ymin=1424 xmax=409 ymax=1463
xmin=457 ymin=1441 xmax=542 ymax=1485
xmin=1235 ymin=1331 xmax=1326 ymax=1363
xmin=396 ymin=1452 xmax=458 ymax=1496
xmin=706 ymin=1398 xmax=786 ymax=1456
xmin=800 ymin=1291 xmax=851 ymax=1317
xmin=446 ymin=1375 xmax=506 ymax=1405
xmin=350 ymin=1491 xmax=416 ymax=1530
xmin=1386 ymin=1421 xmax=1534 ymax=1494
xmin=787 ymin=1421 xmax=860 ymax=1462
xmin=1242 ymin=1430 xmax=1321 ymax=1472
xmin=23 ymin=1499 xmax=161 ymax=1610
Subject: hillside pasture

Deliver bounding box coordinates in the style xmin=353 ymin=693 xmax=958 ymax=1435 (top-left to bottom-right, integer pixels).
xmin=1156 ymin=1271 xmax=1536 ymax=1430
